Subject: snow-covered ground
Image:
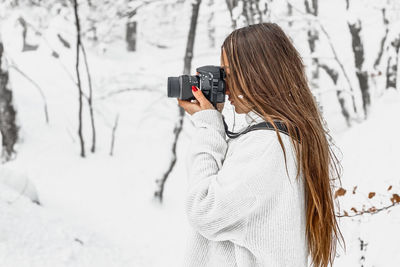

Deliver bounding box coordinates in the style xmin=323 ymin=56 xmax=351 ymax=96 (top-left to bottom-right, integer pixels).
xmin=0 ymin=0 xmax=399 ymax=266
xmin=1 ymin=87 xmax=398 ymax=267
xmin=0 ymin=183 xmax=135 ymax=267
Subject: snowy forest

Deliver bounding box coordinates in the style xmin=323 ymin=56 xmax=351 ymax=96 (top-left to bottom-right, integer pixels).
xmin=0 ymin=0 xmax=399 ymax=266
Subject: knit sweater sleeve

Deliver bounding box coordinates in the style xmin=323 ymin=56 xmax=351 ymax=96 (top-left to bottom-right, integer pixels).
xmin=185 ymin=109 xmax=276 ymax=243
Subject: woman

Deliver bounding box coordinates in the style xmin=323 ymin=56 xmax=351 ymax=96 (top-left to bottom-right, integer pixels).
xmin=178 ymin=22 xmax=344 ymax=267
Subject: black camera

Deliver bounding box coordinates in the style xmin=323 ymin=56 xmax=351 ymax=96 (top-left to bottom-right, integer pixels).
xmin=167 ymin=65 xmax=226 ymax=108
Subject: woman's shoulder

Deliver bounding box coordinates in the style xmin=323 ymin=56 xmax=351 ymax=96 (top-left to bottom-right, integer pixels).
xmin=226 ymin=129 xmax=298 ymax=173
xmin=224 ymin=129 xmax=301 ymax=197
xmin=228 ymin=128 xmax=295 ymax=154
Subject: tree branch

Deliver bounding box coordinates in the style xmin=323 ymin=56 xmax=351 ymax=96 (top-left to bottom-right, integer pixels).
xmin=336 ymin=201 xmax=400 ymax=218
xmin=8 ymin=60 xmax=49 ymax=124
xmin=96 ymin=87 xmax=163 ymax=100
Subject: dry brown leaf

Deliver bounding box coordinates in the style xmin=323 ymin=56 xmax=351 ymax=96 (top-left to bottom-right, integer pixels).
xmin=352 ymin=186 xmax=357 ymax=194
xmin=334 ymin=187 xmax=346 ymax=199
xmin=344 ymin=211 xmax=349 ymax=216
xmin=387 ymin=185 xmax=392 ymax=191
xmin=368 ymin=192 xmax=376 ymax=199
xmin=351 ymin=207 xmax=357 ymax=213
xmin=368 ymin=206 xmax=377 ymax=212
xmin=390 ymin=194 xmax=400 ymax=204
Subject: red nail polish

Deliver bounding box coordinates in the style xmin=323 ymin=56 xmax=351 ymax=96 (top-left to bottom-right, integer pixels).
xmin=192 ymin=86 xmax=198 ymax=92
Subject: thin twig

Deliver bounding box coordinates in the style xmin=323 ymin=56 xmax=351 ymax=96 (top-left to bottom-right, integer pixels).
xmin=109 ymin=113 xmax=119 ymax=156
xmin=336 ymin=202 xmax=400 ymax=218
xmin=8 ymin=61 xmax=49 ymax=124
xmin=96 ymin=87 xmax=163 ymax=100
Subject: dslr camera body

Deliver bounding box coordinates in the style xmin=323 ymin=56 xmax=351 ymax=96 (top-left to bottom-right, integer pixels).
xmin=167 ymin=65 xmax=226 ymax=108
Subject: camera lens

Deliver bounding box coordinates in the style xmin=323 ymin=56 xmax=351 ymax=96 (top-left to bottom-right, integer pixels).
xmin=168 ymin=77 xmax=180 ymax=97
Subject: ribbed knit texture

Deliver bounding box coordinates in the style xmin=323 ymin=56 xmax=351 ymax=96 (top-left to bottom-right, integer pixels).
xmin=183 ymin=109 xmax=308 ymax=267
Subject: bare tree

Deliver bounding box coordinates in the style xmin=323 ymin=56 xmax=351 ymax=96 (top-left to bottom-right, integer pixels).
xmin=346 ymin=1 xmax=371 ymax=118
xmin=286 ymin=0 xmax=358 ymax=120
xmin=225 ymin=0 xmax=269 ymax=29
xmin=317 ymin=22 xmax=358 ymax=116
xmin=291 ymin=0 xmax=352 ymax=126
xmin=80 ymin=44 xmax=96 ymax=153
xmin=0 ymin=35 xmax=18 ymax=161
xmin=319 ymin=64 xmax=351 ymax=126
xmin=73 ymin=0 xmax=86 ymax=157
xmin=183 ymin=0 xmax=202 ymax=75
xmin=386 ymin=36 xmax=400 ymax=90
xmin=304 ymin=0 xmax=319 ymax=88
xmin=304 ymin=0 xmax=322 ymax=114
xmin=368 ymin=8 xmax=389 ymax=96
xmin=71 ymin=0 xmax=97 ymax=156
xmin=207 ymin=0 xmax=216 ymax=48
xmin=347 ymin=19 xmax=371 ymax=118
xmin=126 ymin=10 xmax=137 ymax=52
xmin=286 ymin=1 xmax=293 ymax=27
xmin=122 ymin=1 xmax=162 ymax=52
xmin=225 ymin=0 xmax=238 ymax=29
xmin=154 ymin=0 xmax=202 ymax=202
xmin=86 ymin=0 xmax=98 ymax=42
xmin=373 ymin=8 xmax=389 ymax=70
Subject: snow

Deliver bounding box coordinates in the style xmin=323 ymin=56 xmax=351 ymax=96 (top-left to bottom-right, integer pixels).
xmin=0 ymin=0 xmax=399 ymax=266
xmin=0 ymin=184 xmax=136 ymax=267
xmin=0 ymin=167 xmax=40 ymax=204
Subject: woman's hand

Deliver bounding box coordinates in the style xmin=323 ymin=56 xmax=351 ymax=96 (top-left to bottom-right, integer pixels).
xmin=177 ymin=86 xmax=224 ymax=115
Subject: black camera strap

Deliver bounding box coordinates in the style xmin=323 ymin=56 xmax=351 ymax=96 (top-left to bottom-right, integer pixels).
xmin=222 ymin=116 xmax=300 ymax=142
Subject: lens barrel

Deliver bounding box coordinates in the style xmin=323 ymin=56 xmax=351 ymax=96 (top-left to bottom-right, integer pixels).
xmin=168 ymin=77 xmax=180 ymax=97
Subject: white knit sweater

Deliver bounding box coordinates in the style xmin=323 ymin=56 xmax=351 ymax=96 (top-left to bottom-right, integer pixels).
xmin=183 ymin=109 xmax=308 ymax=267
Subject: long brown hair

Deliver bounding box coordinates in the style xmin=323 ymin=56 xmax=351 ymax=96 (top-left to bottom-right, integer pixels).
xmin=221 ymin=23 xmax=345 ymax=267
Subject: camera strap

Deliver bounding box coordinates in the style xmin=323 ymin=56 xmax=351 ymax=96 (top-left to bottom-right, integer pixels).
xmin=222 ymin=116 xmax=300 ymax=142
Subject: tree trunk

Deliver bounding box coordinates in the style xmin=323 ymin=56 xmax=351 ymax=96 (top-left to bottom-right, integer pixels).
xmin=183 ymin=0 xmax=201 ymax=75
xmin=386 ymin=36 xmax=400 ymax=90
xmin=304 ymin=0 xmax=319 ymax=84
xmin=287 ymin=2 xmax=293 ymax=27
xmin=126 ymin=21 xmax=137 ymax=52
xmin=304 ymin=0 xmax=322 ymax=114
xmin=154 ymin=0 xmax=202 ymax=202
xmin=80 ymin=44 xmax=96 ymax=153
xmin=226 ymin=0 xmax=264 ymax=29
xmin=373 ymin=8 xmax=389 ymax=69
xmin=319 ymin=63 xmax=351 ymax=127
xmin=0 ymin=36 xmax=18 ymax=161
xmin=73 ymin=0 xmax=86 ymax=157
xmin=252 ymin=0 xmax=263 ymax=23
xmin=18 ymin=17 xmax=39 ymax=52
xmin=304 ymin=0 xmax=354 ymax=125
xmin=207 ymin=0 xmax=215 ymax=48
xmin=225 ymin=0 xmax=238 ymax=30
xmin=348 ymin=20 xmax=371 ymax=118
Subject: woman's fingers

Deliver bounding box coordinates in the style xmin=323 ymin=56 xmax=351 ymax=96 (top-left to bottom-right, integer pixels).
xmin=177 ymin=86 xmax=216 ymax=115
xmin=192 ymin=86 xmax=214 ymax=109
xmin=177 ymin=98 xmax=201 ymax=115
